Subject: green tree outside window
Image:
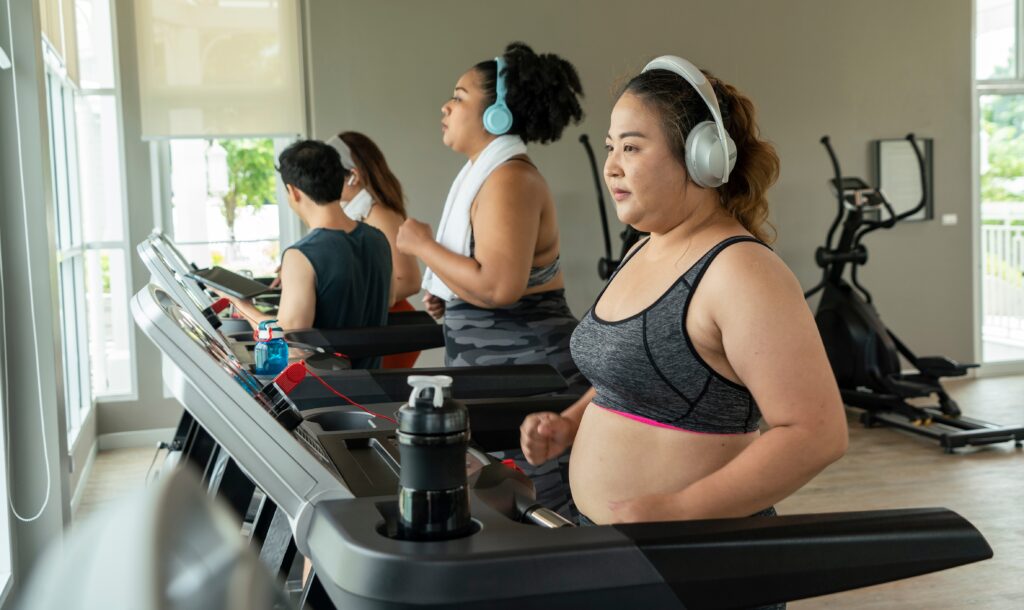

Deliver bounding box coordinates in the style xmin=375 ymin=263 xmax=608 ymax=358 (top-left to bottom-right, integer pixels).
xmin=215 ymin=138 xmax=277 ymax=243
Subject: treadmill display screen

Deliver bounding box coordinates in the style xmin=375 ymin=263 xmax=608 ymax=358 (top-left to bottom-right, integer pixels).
xmin=157 ymin=288 xmax=264 ymax=399
xmin=187 ymin=266 xmax=272 ymax=300
xmin=139 ymin=239 xmax=230 ymax=351
xmin=151 ymin=287 xmax=340 ymax=476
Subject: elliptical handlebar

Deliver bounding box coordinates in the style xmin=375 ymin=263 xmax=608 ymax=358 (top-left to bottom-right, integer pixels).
xmin=894 ymin=133 xmax=928 ymax=223
xmin=807 ymin=133 xmax=928 ymax=300
xmin=851 ymin=133 xmax=926 ymax=245
xmin=820 ymin=136 xmax=845 ymax=251
xmin=579 ymin=135 xmax=617 ymax=278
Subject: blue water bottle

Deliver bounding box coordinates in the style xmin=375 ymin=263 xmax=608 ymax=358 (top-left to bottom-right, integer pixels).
xmin=253 ymin=319 xmax=288 ymax=376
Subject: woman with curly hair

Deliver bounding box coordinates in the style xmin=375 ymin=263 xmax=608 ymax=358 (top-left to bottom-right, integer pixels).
xmin=396 ymin=42 xmax=585 ymax=515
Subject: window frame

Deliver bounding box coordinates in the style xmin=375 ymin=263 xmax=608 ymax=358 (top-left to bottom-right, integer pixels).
xmin=41 ymin=0 xmax=136 ymax=445
xmin=44 ymin=64 xmax=93 ymax=437
xmin=976 ymin=0 xmax=1024 ymax=85
xmin=974 ymin=0 xmax=1024 ymax=370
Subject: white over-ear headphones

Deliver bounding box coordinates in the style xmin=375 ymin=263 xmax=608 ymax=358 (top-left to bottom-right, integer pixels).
xmin=641 ymin=56 xmax=737 ymax=188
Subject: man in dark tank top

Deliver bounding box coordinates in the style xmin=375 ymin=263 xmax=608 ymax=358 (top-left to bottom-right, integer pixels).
xmin=219 ymin=140 xmax=393 ymax=368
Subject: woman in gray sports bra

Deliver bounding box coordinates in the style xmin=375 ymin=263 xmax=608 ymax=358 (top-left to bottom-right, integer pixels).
xmin=520 ymin=56 xmax=848 ymax=553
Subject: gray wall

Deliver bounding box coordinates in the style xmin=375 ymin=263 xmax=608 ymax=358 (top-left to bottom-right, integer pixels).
xmin=306 ymin=0 xmax=974 ymax=361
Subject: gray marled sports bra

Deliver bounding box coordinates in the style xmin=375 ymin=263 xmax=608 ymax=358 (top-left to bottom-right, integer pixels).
xmin=571 ymin=235 xmax=770 ymax=434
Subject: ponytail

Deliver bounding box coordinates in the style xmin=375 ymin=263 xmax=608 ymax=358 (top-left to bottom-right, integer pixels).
xmin=712 ymin=79 xmax=779 ymax=243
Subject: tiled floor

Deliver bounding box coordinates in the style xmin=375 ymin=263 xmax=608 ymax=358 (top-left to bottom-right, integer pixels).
xmin=77 ymin=376 xmax=1024 ymax=608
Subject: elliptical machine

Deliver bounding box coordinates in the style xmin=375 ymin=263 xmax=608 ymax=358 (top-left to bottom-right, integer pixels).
xmin=806 ymin=134 xmax=1024 ymax=453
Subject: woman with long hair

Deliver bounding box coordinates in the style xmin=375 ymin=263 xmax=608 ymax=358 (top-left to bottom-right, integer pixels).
xmin=520 ymin=56 xmax=847 ymax=545
xmin=328 ymin=131 xmax=422 ymax=368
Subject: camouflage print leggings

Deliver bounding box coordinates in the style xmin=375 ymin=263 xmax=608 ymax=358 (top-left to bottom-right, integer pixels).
xmin=444 ymin=289 xmax=586 ymax=517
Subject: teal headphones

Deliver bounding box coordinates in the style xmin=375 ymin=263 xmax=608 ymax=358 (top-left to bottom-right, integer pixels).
xmin=482 ymin=56 xmax=513 ymax=135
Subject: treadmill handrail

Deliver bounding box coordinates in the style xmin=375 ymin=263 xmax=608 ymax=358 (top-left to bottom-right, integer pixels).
xmin=283 ymin=323 xmax=444 ymax=358
xmin=308 ymin=503 xmax=990 ymax=608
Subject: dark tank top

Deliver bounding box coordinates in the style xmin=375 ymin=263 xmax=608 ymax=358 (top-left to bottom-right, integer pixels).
xmin=287 ymin=225 xmax=391 ymax=368
xmin=571 ymin=236 xmax=771 ymax=434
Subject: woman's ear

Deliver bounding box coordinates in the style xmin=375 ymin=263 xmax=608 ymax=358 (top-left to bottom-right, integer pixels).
xmin=347 ymin=168 xmax=360 ymax=187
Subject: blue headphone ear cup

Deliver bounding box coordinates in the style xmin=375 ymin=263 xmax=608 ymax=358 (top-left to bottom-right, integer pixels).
xmin=483 ymin=102 xmax=513 ymax=136
xmin=685 ymin=121 xmax=736 ymax=188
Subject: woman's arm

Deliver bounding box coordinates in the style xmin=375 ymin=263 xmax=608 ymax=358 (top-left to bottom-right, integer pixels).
xmin=609 ymin=245 xmax=847 ymax=523
xmin=397 ymin=163 xmax=544 ymax=308
xmin=520 ymin=387 xmax=596 ymax=465
xmin=366 ymin=206 xmax=422 ymax=303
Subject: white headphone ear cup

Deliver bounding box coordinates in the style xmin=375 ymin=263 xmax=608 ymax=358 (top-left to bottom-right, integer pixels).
xmin=685 ymin=121 xmax=724 ymax=188
xmin=684 ymin=122 xmax=737 ymax=188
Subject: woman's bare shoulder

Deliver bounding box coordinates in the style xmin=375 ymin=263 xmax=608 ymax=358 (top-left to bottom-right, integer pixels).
xmin=366 ymin=204 xmax=404 ymax=233
xmin=478 ymin=158 xmax=547 ymax=205
xmin=702 ymin=239 xmax=803 ymax=302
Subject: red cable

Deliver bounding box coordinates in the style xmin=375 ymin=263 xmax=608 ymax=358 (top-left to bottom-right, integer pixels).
xmin=304 ymin=367 xmax=398 ymax=424
xmin=229 ymin=305 xmax=381 ymax=421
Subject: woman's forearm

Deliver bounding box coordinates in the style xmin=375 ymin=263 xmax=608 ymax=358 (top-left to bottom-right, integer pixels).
xmin=393 ymin=254 xmax=423 ymax=302
xmin=668 ymin=424 xmax=846 ymax=519
xmin=394 ymin=276 xmax=419 ymax=303
xmin=417 ymin=239 xmax=521 ymax=308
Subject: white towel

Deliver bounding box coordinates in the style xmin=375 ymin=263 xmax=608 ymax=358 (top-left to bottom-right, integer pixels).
xmin=342 ymin=189 xmax=374 ymax=221
xmin=422 ymin=135 xmax=528 ymax=301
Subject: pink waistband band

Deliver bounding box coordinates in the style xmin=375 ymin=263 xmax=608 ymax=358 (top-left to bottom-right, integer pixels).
xmin=594 ymin=403 xmax=753 ymax=436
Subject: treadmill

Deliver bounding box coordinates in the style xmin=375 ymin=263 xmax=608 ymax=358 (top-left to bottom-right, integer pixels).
xmin=138 ymin=230 xmax=446 ymax=362
xmin=139 ymin=231 xmax=575 ymax=477
xmin=138 ymin=230 xmax=571 ymax=399
xmin=132 ymin=283 xmax=994 ymax=609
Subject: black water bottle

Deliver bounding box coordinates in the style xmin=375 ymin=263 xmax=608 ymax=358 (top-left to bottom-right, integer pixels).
xmin=396 ymin=375 xmax=472 ymax=541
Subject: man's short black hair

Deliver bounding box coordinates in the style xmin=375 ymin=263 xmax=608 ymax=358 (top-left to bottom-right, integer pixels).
xmin=277 ymin=140 xmax=344 ymax=204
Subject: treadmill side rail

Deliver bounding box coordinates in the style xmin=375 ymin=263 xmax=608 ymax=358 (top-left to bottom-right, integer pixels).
xmin=616 ymin=507 xmax=993 ymax=609
xmin=309 ymin=503 xmax=991 ymax=609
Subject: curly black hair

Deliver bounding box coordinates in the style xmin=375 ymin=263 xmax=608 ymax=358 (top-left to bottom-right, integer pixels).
xmin=277 ymin=140 xmax=344 ymax=204
xmin=474 ymin=42 xmax=584 ymax=144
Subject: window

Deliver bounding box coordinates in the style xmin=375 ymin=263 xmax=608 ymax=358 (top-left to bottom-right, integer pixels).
xmin=977 ymin=0 xmax=1016 ymax=80
xmin=160 ymin=138 xmax=296 ymax=278
xmin=42 ymin=0 xmax=133 ymax=440
xmin=45 ymin=67 xmax=93 ymax=434
xmin=977 ymin=0 xmax=1024 ymax=362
